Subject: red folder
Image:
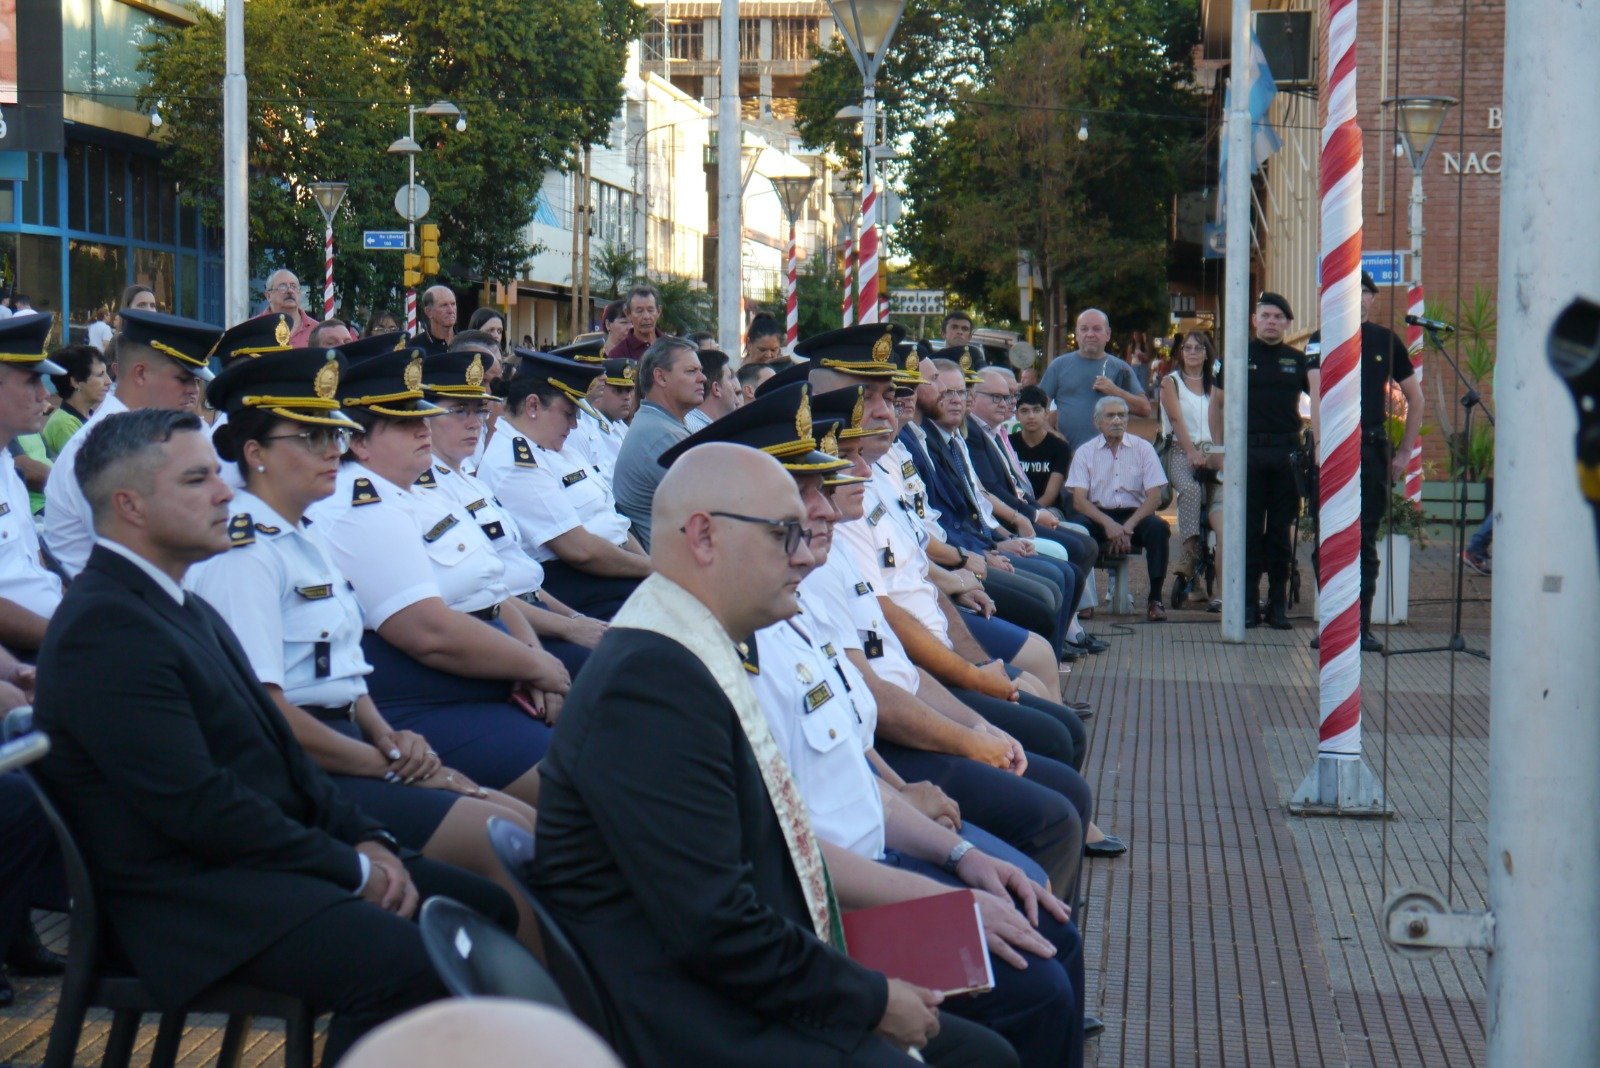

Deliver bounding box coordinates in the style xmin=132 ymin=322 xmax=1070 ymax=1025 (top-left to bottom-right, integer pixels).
xmin=842 ymin=889 xmax=995 ymax=996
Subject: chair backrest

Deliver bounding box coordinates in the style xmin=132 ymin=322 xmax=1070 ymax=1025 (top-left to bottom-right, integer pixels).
xmin=417 ymin=896 xmax=568 ymax=1010
xmin=23 ymin=771 xmax=106 ymax=973
xmin=484 ymin=817 xmax=613 ymax=1042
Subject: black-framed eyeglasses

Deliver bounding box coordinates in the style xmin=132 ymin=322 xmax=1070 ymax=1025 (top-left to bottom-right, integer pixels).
xmin=690 ymin=511 xmax=813 ymax=554
xmin=263 ymin=427 xmax=352 ymax=454
xmin=975 ymin=390 xmax=1015 ymax=406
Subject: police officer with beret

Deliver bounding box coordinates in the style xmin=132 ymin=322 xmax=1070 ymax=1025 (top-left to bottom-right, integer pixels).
xmin=1209 ymin=292 xmax=1320 ymax=629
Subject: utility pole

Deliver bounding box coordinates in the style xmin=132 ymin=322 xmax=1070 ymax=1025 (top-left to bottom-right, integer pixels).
xmin=1218 ymin=0 xmax=1252 ymax=642
xmin=716 ymin=0 xmax=743 ymax=357
xmin=222 ymin=0 xmax=248 ymax=326
xmin=579 ymin=146 xmax=594 ymax=332
xmin=569 ymin=144 xmax=583 ymax=340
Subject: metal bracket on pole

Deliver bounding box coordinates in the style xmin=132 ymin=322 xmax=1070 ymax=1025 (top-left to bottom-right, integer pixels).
xmin=1287 ymin=752 xmax=1394 ymax=818
xmin=1382 ymin=886 xmax=1494 ymax=958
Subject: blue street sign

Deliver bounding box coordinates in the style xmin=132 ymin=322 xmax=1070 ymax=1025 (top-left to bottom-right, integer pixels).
xmin=363 ymin=230 xmax=408 ymax=250
xmin=1360 ymin=250 xmax=1408 ymax=287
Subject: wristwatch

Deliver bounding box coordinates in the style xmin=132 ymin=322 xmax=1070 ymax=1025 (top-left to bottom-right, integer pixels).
xmin=942 ymin=839 xmax=977 ymax=875
xmin=359 ymin=829 xmax=401 ymax=855
xmin=958 ymin=550 xmax=971 ymax=569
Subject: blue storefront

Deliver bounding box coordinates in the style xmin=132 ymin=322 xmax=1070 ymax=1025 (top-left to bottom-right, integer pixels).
xmin=0 ymin=0 xmax=221 ymax=342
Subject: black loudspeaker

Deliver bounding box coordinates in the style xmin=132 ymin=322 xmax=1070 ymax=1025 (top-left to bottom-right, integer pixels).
xmin=1253 ymin=11 xmax=1314 ymax=87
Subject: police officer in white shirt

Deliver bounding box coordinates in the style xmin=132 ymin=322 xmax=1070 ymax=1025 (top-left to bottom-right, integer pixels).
xmin=182 ymin=348 xmax=543 ymax=937
xmin=476 ymin=352 xmax=650 ymax=620
xmin=546 ymin=337 xmax=621 ymax=488
xmin=306 ymin=346 xmax=570 ymax=808
xmin=0 ymin=313 xmax=65 ymax=651
xmin=44 ymin=308 xmax=219 ymax=577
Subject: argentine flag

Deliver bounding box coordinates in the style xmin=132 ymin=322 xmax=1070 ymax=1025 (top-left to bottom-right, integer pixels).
xmin=1219 ymin=34 xmax=1283 ymax=178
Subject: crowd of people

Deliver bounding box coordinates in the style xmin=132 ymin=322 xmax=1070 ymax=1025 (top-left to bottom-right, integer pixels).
xmin=0 ymin=265 xmax=1418 ymax=1066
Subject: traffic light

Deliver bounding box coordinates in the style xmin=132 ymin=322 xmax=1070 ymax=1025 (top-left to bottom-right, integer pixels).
xmin=402 ymin=252 xmax=422 ymax=289
xmin=419 ymin=224 xmax=440 ymax=276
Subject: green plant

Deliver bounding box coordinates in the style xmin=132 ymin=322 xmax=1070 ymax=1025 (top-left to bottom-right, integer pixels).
xmin=1427 ymin=285 xmax=1496 ymax=481
xmin=1377 ymin=492 xmax=1429 ymax=548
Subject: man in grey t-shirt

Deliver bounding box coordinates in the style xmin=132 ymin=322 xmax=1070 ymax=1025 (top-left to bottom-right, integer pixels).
xmin=1039 ymin=308 xmax=1153 ymax=449
xmin=612 ymin=337 xmax=705 ymax=548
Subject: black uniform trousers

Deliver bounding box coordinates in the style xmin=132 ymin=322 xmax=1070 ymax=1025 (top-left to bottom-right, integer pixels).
xmin=225 ymin=854 xmax=517 ymax=1066
xmin=1245 ymin=444 xmax=1301 ymax=607
xmin=0 ymin=772 xmax=67 ymax=957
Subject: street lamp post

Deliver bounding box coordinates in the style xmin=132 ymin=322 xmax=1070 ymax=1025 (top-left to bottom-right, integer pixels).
xmin=771 ymin=174 xmax=817 ymax=350
xmin=826 ymin=0 xmax=907 ymax=327
xmin=388 ymin=101 xmax=464 ymax=332
xmin=831 ymin=178 xmax=859 ymax=328
xmin=1383 ymin=95 xmax=1456 ymax=503
xmin=307 ymin=181 xmax=348 ymax=319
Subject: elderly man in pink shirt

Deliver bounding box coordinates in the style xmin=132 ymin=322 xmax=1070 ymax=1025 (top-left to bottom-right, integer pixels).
xmin=1065 ymin=395 xmax=1171 ymax=621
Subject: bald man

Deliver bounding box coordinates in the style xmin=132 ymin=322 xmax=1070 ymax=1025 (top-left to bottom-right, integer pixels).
xmin=533 ymin=445 xmax=1013 ymax=1066
xmin=414 ymin=286 xmax=457 ymax=354
xmin=262 ymin=270 xmax=316 ymax=347
xmin=1039 ymin=309 xmax=1151 ymax=451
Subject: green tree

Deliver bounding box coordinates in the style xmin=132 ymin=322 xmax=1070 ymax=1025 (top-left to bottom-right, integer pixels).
xmin=591 ymin=241 xmax=641 ymax=300
xmin=650 ymin=274 xmax=715 ymax=336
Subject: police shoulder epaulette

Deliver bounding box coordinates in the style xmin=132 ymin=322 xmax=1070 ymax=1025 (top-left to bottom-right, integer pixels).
xmin=228 ymin=513 xmax=255 ymax=548
xmin=254 ymin=521 xmax=282 ymax=536
xmin=415 ymin=468 xmax=438 ymax=489
xmin=352 ymin=477 xmax=381 ymax=506
xmin=512 ymin=437 xmax=537 ymax=469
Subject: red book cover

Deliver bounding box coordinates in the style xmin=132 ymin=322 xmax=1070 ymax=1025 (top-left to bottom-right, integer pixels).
xmin=842 ymin=889 xmax=995 ymax=996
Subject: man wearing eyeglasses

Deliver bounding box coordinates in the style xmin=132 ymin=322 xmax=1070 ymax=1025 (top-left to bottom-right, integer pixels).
xmin=262 ymin=270 xmax=317 ymax=348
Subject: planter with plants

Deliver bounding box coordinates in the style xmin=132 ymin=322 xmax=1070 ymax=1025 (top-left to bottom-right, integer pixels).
xmin=1373 ymin=492 xmax=1428 ymax=625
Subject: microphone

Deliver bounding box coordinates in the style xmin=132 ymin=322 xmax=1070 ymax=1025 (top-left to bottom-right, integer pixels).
xmin=1405 ymin=313 xmax=1456 ymax=333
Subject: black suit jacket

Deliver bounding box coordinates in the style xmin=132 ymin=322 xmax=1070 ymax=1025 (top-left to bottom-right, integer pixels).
xmin=33 ymin=546 xmax=382 ymax=1007
xmin=965 ymin=415 xmax=1038 ymax=520
xmin=532 ymin=628 xmax=888 ymax=1067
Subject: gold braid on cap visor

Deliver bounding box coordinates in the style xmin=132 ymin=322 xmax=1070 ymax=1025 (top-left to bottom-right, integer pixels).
xmin=240 ymin=394 xmax=362 ymax=428
xmin=148 ymin=340 xmax=210 ymax=368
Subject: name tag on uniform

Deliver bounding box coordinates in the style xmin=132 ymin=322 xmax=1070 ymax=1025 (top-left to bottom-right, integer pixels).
xmin=881 ymin=546 xmax=896 ymax=569
xmin=1279 ymin=358 xmax=1299 ymax=373
xmin=803 ymin=681 xmax=834 ymax=712
xmin=854 ymin=581 xmax=873 ymax=596
xmin=821 ymin=642 xmax=837 ymax=659
xmin=561 ymin=469 xmax=588 ymax=488
xmin=465 ymin=498 xmax=488 ymax=515
xmin=902 ymin=459 xmax=916 ymax=479
xmin=422 ymin=515 xmax=459 ymax=543
xmin=480 ymin=520 xmax=506 ymax=540
xmin=0 ymin=502 xmax=11 ymax=517
xmin=313 ymin=640 xmax=331 ymax=678
xmin=863 ymin=631 xmax=884 ymax=659
xmin=295 ymin=584 xmax=333 ymax=600
xmin=867 ymin=503 xmax=886 ymax=526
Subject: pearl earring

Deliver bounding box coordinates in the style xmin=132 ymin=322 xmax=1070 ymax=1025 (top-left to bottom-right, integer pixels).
xmin=256 ymin=465 xmax=266 ymax=472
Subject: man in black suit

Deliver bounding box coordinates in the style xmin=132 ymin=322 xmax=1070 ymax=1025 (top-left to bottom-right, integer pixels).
xmin=33 ymin=408 xmax=516 ymax=1065
xmin=533 ymin=442 xmax=1015 ymax=1066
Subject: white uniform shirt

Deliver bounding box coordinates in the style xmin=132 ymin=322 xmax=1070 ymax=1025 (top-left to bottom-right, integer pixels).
xmin=43 ymin=392 xmax=128 ymax=577
xmin=794 ymin=582 xmax=878 ymax=747
xmin=895 ymin=426 xmax=946 ymax=538
xmin=476 ymin=428 xmax=632 ymax=564
xmin=307 ymin=463 xmax=510 ymax=627
xmin=185 ymin=490 xmax=372 ymax=709
xmin=421 ymin=457 xmax=545 ymax=597
xmin=802 ymin=551 xmax=920 ymax=695
xmin=750 ymin=614 xmax=886 ymax=860
xmin=576 ymin=406 xmax=627 ymax=490
xmin=837 ymin=463 xmax=951 ymax=646
xmin=0 ymin=459 xmax=61 ymax=618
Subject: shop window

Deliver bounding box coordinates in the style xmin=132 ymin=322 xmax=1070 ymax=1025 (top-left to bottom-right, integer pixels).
xmin=15 ymin=234 xmax=64 ymax=318
xmin=133 ymin=248 xmax=174 ymax=311
xmin=70 ymin=240 xmax=126 ymax=329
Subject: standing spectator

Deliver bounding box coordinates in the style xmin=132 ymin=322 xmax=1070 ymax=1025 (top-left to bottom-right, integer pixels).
xmin=309 ymin=319 xmax=356 ymax=347
xmin=1010 ymin=385 xmax=1073 ymax=512
xmin=413 ymin=286 xmax=457 ymax=354
xmin=118 ymin=285 xmax=159 ymax=321
xmin=742 ymin=312 xmax=785 ymax=365
xmin=683 ymin=348 xmax=740 ymax=431
xmin=364 ymin=309 xmax=400 ymax=337
xmin=466 ymin=307 xmax=506 ymax=352
xmin=685 ymin=330 xmax=717 ymax=350
xmin=1462 ymin=515 xmax=1493 ymax=575
xmin=87 ymin=306 xmax=115 ymax=353
xmin=1125 ymin=331 xmax=1154 ymax=398
xmin=43 ymin=345 xmax=112 ymax=458
xmin=1067 ymin=396 xmax=1171 ymax=622
xmin=611 ymin=337 xmax=704 ymax=548
xmin=1159 ymin=332 xmax=1224 ymax=610
xmin=604 ymin=285 xmax=661 ymax=360
xmin=261 ymin=270 xmax=316 ymax=347
xmin=1039 ymin=309 xmax=1152 ymax=450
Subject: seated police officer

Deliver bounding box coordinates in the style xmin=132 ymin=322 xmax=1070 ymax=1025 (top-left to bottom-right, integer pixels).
xmin=0 ymin=314 xmax=66 ymax=651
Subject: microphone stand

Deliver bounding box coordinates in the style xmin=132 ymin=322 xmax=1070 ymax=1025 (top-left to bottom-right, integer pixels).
xmin=1387 ymin=324 xmax=1491 ymax=661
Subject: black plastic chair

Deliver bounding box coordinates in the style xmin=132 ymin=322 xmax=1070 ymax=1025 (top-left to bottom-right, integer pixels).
xmin=484 ymin=817 xmax=616 ymax=1045
xmin=22 ymin=773 xmax=318 ymax=1068
xmin=417 ymin=895 xmax=568 ymax=1009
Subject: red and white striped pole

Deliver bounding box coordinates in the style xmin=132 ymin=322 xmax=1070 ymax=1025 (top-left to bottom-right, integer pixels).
xmin=856 ymin=185 xmax=880 ymax=325
xmin=1314 ymin=0 xmax=1364 ymax=757
xmin=404 ymin=290 xmax=417 ymax=336
xmin=785 ymin=220 xmax=799 ymax=348
xmin=323 ymin=223 xmax=336 ymax=319
xmin=839 ymin=232 xmax=856 ymax=328
xmin=1403 ymin=282 xmax=1425 ymax=502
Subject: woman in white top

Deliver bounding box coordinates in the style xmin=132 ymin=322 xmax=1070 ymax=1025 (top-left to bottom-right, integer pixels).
xmin=420 ymin=348 xmax=607 ymax=676
xmin=1159 ymin=331 xmax=1225 ymax=610
xmin=185 ymin=346 xmax=543 ymax=942
xmin=307 ymin=344 xmax=572 ymax=807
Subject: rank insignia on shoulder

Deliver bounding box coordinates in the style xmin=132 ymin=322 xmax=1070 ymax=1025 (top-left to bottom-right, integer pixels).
xmin=512 ymin=438 xmax=537 ymax=468
xmin=867 ymin=503 xmax=887 ymax=526
xmin=561 ymin=469 xmax=588 ymax=488
xmin=352 ymin=478 xmax=381 ymax=506
xmin=480 ymin=520 xmax=506 ymax=540
xmin=465 ymin=498 xmax=488 ymax=515
xmin=803 ymin=681 xmax=834 ymax=713
xmin=295 ymin=584 xmax=333 ymax=600
xmin=228 ymin=513 xmax=255 ymax=548
xmin=422 ymin=514 xmax=460 ymax=543
xmin=854 ymin=581 xmax=873 ymax=596
xmin=415 ymin=468 xmax=438 ymax=489
xmin=254 ymin=522 xmax=281 ymax=535
xmin=737 ymin=639 xmax=760 ymax=675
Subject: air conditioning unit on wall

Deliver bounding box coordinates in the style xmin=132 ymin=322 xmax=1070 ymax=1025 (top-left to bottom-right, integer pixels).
xmin=1254 ymin=11 xmax=1315 ymax=88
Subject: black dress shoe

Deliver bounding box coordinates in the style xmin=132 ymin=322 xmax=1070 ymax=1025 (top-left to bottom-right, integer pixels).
xmin=1059 ymin=645 xmax=1083 ymax=663
xmin=1085 ymin=833 xmax=1128 ymax=858
xmin=6 ymin=927 xmax=66 ymax=978
xmin=1361 ymin=631 xmax=1385 ymax=652
xmin=1080 ymin=635 xmax=1109 ymax=654
xmin=1084 ymin=1015 xmax=1106 ymax=1038
xmin=1265 ymin=603 xmax=1292 ymax=630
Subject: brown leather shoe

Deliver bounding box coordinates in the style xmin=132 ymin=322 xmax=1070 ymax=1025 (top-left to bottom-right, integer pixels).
xmin=1146 ymin=600 xmax=1167 ymax=622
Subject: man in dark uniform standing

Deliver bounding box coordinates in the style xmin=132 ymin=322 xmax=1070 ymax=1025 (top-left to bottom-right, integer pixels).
xmin=1305 ymin=272 xmax=1425 ymax=650
xmin=1209 ymin=292 xmax=1320 ymax=629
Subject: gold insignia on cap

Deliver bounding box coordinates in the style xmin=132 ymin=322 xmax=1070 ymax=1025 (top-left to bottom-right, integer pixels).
xmin=274 ymin=315 xmax=291 ymax=347
xmin=314 ymin=354 xmax=339 ymax=400
xmin=795 ymin=386 xmax=813 ymax=441
xmin=959 ymin=351 xmax=972 ymax=371
xmin=465 ymin=353 xmax=485 ymax=388
xmin=403 ymin=356 xmax=423 ymax=391
xmin=393 ymin=335 xmax=407 ymax=351
xmin=820 ymin=427 xmax=839 ymax=456
xmin=872 ymin=329 xmax=893 ymax=364
xmin=850 ymin=388 xmax=864 ymax=430
xmin=622 ymin=363 xmax=636 ymax=382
